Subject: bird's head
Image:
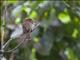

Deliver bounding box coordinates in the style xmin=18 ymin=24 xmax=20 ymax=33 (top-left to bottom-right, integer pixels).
xmin=22 ymin=18 xmax=33 ymax=33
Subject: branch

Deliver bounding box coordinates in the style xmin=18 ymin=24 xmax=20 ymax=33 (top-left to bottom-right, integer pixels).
xmin=3 ymin=38 xmax=13 ymax=49
xmin=4 ymin=33 xmax=31 ymax=52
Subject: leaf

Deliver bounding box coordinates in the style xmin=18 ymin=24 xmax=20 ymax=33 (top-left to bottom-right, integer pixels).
xmin=58 ymin=12 xmax=71 ymax=24
xmin=72 ymin=29 xmax=78 ymax=38
xmin=29 ymin=11 xmax=38 ymax=20
xmin=64 ymin=48 xmax=78 ymax=60
xmin=6 ymin=0 xmax=18 ymax=5
xmin=22 ymin=6 xmax=31 ymax=15
xmin=33 ymin=37 xmax=39 ymax=43
xmin=15 ymin=17 xmax=21 ymax=24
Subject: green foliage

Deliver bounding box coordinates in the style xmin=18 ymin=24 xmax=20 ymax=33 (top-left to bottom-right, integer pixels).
xmin=1 ymin=0 xmax=80 ymax=60
xmin=58 ymin=12 xmax=71 ymax=24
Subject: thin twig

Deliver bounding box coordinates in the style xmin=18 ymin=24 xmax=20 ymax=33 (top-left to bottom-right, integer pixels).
xmin=32 ymin=22 xmax=40 ymax=31
xmin=1 ymin=0 xmax=7 ymax=53
xmin=1 ymin=18 xmax=5 ymax=53
xmin=3 ymin=39 xmax=13 ymax=49
xmin=5 ymin=38 xmax=29 ymax=52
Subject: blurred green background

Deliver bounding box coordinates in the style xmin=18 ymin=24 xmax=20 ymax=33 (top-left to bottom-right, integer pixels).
xmin=0 ymin=0 xmax=80 ymax=60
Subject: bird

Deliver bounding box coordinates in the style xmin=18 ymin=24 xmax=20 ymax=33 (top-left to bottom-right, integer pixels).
xmin=4 ymin=18 xmax=40 ymax=60
xmin=4 ymin=18 xmax=40 ymax=50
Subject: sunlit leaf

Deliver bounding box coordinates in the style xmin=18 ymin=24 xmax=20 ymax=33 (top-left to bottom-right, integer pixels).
xmin=65 ymin=48 xmax=78 ymax=60
xmin=4 ymin=0 xmax=18 ymax=5
xmin=51 ymin=8 xmax=56 ymax=14
xmin=23 ymin=6 xmax=31 ymax=15
xmin=74 ymin=17 xmax=79 ymax=23
xmin=34 ymin=37 xmax=39 ymax=43
xmin=15 ymin=17 xmax=21 ymax=24
xmin=32 ymin=48 xmax=36 ymax=53
xmin=30 ymin=48 xmax=37 ymax=60
xmin=64 ymin=8 xmax=68 ymax=13
xmin=44 ymin=12 xmax=48 ymax=17
xmin=58 ymin=12 xmax=71 ymax=24
xmin=29 ymin=11 xmax=38 ymax=20
xmin=72 ymin=29 xmax=78 ymax=38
